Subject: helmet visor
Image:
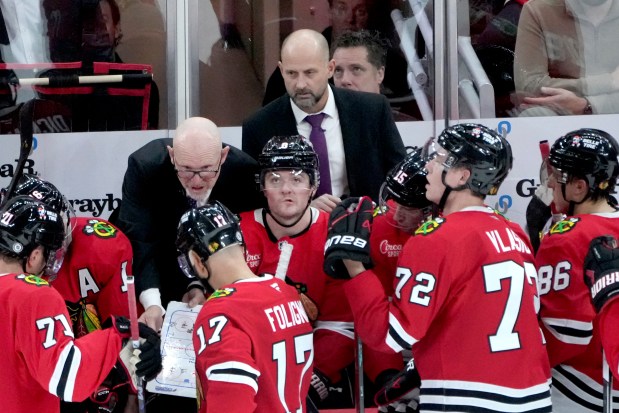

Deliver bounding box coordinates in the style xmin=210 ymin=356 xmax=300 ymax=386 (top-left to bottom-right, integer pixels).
xmin=177 ymin=253 xmax=197 ymax=279
xmin=44 ymin=233 xmax=71 ymax=280
xmin=421 ymin=138 xmax=455 ymax=169
xmin=260 ymin=169 xmax=312 ymax=192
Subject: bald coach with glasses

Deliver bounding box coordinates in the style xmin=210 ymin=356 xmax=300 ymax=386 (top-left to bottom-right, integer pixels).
xmin=114 ymin=117 xmax=263 ymax=332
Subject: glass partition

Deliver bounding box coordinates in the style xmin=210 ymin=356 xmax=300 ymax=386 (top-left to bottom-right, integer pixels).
xmin=199 ymin=0 xmax=436 ymax=129
xmin=0 ymin=0 xmax=169 ymax=132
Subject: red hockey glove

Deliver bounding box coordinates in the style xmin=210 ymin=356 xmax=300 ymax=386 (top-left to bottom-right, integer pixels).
xmin=324 ymin=196 xmax=374 ymax=279
xmin=374 ymin=359 xmax=421 ymax=407
xmin=584 ymin=235 xmax=619 ymax=313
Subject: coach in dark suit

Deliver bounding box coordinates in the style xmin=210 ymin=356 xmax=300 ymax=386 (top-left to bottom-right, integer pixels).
xmin=243 ymin=29 xmax=405 ymax=212
xmin=114 ymin=117 xmax=262 ymax=332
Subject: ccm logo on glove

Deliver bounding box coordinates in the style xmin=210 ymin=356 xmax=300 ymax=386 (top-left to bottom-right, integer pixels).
xmin=325 ymin=234 xmax=368 ymax=249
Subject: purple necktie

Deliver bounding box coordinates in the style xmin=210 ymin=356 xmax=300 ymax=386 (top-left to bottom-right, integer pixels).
xmin=305 ymin=113 xmax=332 ymax=196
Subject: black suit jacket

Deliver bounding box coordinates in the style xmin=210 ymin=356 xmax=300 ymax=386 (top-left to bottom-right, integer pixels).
xmin=115 ymin=138 xmax=263 ymax=306
xmin=243 ymin=87 xmax=406 ymax=201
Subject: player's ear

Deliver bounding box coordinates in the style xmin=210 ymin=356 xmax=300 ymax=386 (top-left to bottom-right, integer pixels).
xmin=25 ymin=245 xmax=45 ymax=275
xmin=189 ymin=250 xmax=208 ymax=278
xmin=456 ymin=167 xmax=471 ymax=186
xmin=574 ymin=178 xmax=589 ymax=197
xmin=167 ymin=145 xmax=175 ymax=165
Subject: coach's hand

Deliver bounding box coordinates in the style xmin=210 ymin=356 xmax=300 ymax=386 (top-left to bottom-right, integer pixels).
xmin=324 ymin=196 xmax=373 ymax=279
xmin=584 ymin=235 xmax=619 ymax=313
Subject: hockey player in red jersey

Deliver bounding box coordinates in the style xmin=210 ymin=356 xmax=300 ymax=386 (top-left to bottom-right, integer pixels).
xmin=369 ymin=147 xmax=433 ymax=412
xmin=585 ymin=235 xmax=619 ymax=382
xmin=371 ymin=147 xmax=433 ymax=295
xmin=535 ymin=128 xmax=619 ymax=411
xmin=11 ymin=174 xmax=137 ymax=413
xmin=176 ymin=201 xmax=313 ymax=413
xmin=0 ymin=196 xmax=161 ymax=413
xmin=325 ymin=123 xmax=552 ymax=412
xmin=239 ymin=135 xmax=357 ymax=406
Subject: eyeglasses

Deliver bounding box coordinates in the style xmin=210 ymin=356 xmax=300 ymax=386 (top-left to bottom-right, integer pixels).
xmin=175 ymin=158 xmax=221 ymax=180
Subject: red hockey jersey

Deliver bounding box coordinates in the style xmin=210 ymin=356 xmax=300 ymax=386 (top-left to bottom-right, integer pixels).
xmin=52 ymin=217 xmax=132 ymax=335
xmin=369 ymin=213 xmax=412 ymax=296
xmin=193 ymin=275 xmax=313 ymax=413
xmin=0 ymin=272 xmax=124 ymax=413
xmin=536 ymin=212 xmax=619 ymax=411
xmin=346 ymin=206 xmax=552 ymax=412
xmin=599 ymin=299 xmax=619 ymax=381
xmin=240 ymin=208 xmax=352 ymax=322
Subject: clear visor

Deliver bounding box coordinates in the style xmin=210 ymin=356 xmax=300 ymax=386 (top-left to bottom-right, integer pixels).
xmin=547 ymin=164 xmax=569 ymax=185
xmin=177 ymin=253 xmax=196 ymax=279
xmin=260 ymin=169 xmax=312 ymax=191
xmin=378 ymin=184 xmax=430 ymax=233
xmin=44 ymin=233 xmax=71 ymax=280
xmin=421 ymin=138 xmax=455 ymax=169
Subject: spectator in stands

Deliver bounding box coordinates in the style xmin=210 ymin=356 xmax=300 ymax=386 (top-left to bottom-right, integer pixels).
xmin=514 ymin=0 xmax=619 ymax=116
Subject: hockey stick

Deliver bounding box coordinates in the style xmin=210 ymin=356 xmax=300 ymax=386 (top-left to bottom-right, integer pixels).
xmin=355 ymin=334 xmax=365 ymax=413
xmin=275 ymin=242 xmax=293 ymax=280
xmin=126 ymin=275 xmax=146 ymax=413
xmin=1 ymin=99 xmax=35 ymax=207
xmin=539 ymin=140 xmax=560 ymax=217
xmin=603 ymin=350 xmax=614 ymax=413
xmin=16 ymin=73 xmax=153 ymax=87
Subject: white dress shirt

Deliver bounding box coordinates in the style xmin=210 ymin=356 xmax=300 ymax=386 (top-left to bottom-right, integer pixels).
xmin=290 ymin=85 xmax=349 ymax=197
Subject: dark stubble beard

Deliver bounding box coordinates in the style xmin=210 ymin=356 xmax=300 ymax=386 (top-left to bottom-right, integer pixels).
xmin=291 ymin=88 xmax=324 ymax=111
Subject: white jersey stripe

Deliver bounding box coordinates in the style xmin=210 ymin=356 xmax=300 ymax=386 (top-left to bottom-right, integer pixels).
xmin=551 ymin=364 xmax=619 ymax=412
xmin=206 ymin=361 xmax=261 ymax=393
xmin=420 ymin=379 xmax=552 ymax=412
xmin=542 ymin=317 xmax=593 ymax=345
xmin=313 ymin=321 xmax=354 ymax=339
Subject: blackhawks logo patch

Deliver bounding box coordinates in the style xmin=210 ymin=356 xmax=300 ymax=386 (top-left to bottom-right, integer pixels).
xmin=83 ymin=219 xmax=117 ymax=238
xmin=16 ymin=273 xmax=49 ymax=287
xmin=549 ymin=217 xmax=579 ymax=235
xmin=207 ymin=287 xmax=236 ymax=301
xmin=414 ymin=217 xmax=445 ymax=236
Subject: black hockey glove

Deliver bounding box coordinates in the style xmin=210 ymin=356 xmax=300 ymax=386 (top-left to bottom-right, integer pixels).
xmin=374 ymin=359 xmax=421 ymax=407
xmin=584 ymin=235 xmax=619 ymax=313
xmin=324 ymin=196 xmax=374 ymax=279
xmin=525 ymin=195 xmax=551 ymax=254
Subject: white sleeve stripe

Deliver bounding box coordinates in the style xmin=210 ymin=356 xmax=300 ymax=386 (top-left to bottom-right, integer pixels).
xmin=206 ymin=361 xmax=261 ymax=393
xmin=62 ymin=346 xmax=81 ymax=401
xmin=387 ymin=312 xmax=417 ymax=352
xmin=48 ymin=342 xmax=82 ymax=400
xmin=542 ymin=317 xmax=592 ymax=345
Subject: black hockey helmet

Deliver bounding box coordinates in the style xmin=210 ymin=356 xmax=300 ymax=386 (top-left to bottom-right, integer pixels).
xmin=10 ymin=174 xmax=76 ymax=238
xmin=13 ymin=174 xmax=72 ymax=214
xmin=428 ymin=123 xmax=513 ymax=196
xmin=380 ymin=147 xmax=431 ymax=209
xmin=257 ymin=135 xmax=320 ymax=189
xmin=0 ymin=196 xmax=67 ymax=272
xmin=549 ymin=128 xmax=619 ymax=194
xmin=176 ymin=201 xmax=244 ymax=278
